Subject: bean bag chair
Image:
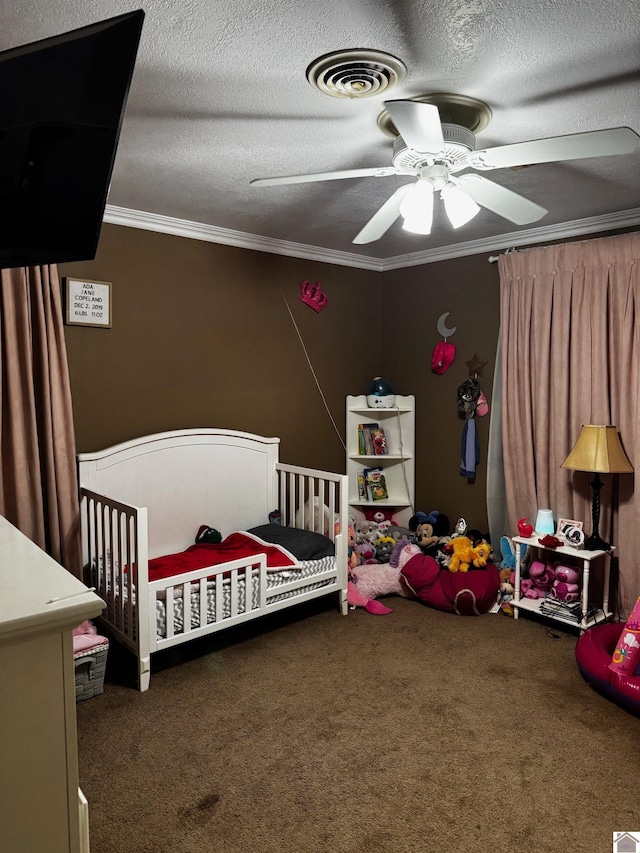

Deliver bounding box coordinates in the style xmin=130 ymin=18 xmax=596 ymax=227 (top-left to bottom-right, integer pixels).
xmin=397 ymin=543 xmax=500 ymax=616
xmin=575 ymin=621 xmax=640 ymax=716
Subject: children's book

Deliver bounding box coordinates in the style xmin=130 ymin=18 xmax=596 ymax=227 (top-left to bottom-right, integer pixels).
xmin=363 ymin=466 xmax=389 ymax=501
xmin=357 ymin=471 xmax=367 ymax=501
xmin=357 ymin=422 xmax=379 ymax=455
xmin=370 ymin=427 xmax=388 ymax=455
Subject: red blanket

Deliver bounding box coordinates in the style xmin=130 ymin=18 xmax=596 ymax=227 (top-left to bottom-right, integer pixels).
xmin=148 ymin=531 xmax=297 ymax=582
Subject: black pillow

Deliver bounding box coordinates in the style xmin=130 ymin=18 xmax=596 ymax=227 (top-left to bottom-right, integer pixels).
xmin=247 ymin=524 xmax=335 ymax=561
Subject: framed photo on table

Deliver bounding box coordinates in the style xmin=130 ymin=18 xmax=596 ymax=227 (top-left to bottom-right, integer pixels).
xmin=557 ymin=518 xmax=584 ymax=547
xmin=64 ymin=278 xmax=112 ymax=328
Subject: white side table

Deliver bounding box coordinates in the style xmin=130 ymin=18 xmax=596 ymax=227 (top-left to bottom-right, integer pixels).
xmin=512 ymin=535 xmax=613 ymax=633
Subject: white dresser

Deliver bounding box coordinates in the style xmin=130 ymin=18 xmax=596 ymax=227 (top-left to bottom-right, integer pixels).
xmin=0 ymin=514 xmax=105 ymax=853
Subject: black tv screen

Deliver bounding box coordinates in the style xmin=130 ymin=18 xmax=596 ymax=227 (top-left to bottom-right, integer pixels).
xmin=0 ymin=10 xmax=144 ymax=269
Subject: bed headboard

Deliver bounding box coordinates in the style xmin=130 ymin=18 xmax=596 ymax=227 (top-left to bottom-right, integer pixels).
xmin=77 ymin=429 xmax=280 ymax=558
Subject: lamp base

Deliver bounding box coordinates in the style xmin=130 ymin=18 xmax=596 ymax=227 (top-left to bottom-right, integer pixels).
xmin=583 ymin=532 xmax=610 ymax=552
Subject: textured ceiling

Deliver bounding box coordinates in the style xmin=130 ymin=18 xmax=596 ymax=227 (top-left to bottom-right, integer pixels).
xmin=3 ymin=0 xmax=640 ymax=269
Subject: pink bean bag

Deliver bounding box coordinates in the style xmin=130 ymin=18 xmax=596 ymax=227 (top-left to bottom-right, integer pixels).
xmin=575 ymin=621 xmax=640 ymax=715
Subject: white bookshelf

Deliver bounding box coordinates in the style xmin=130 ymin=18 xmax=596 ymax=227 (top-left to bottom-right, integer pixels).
xmin=346 ymin=394 xmax=415 ymax=527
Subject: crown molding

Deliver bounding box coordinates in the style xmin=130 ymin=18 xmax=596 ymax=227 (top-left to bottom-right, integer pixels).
xmin=103 ymin=206 xmax=385 ymax=271
xmin=104 ymin=205 xmax=640 ymax=273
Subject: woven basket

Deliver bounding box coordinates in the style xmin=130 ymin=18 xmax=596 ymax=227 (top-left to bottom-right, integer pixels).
xmin=74 ymin=642 xmax=109 ymax=702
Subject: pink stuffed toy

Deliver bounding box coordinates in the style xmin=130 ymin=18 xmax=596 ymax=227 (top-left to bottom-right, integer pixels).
xmin=522 ymin=560 xmax=555 ymax=599
xmin=548 ymin=563 xmax=581 ymax=602
xmin=347 ymin=537 xmax=413 ymax=615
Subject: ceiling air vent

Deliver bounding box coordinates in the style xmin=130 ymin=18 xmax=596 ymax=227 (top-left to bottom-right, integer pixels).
xmin=306 ymin=49 xmax=406 ymax=99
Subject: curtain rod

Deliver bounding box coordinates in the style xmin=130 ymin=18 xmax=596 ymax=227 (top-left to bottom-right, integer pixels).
xmin=487 ymin=230 xmax=626 ymax=264
xmin=488 ymin=247 xmax=517 ymax=264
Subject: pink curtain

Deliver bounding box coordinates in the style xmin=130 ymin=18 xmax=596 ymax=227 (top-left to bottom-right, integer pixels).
xmin=499 ymin=232 xmax=639 ymax=617
xmin=0 ymin=265 xmax=81 ymax=575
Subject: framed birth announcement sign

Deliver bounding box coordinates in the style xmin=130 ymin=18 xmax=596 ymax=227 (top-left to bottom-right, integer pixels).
xmin=65 ymin=277 xmax=112 ymax=328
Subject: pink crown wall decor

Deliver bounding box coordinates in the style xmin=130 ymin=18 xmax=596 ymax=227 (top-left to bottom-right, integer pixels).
xmin=299 ymin=280 xmax=328 ymax=312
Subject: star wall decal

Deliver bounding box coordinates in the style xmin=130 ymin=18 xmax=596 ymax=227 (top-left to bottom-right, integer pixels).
xmin=466 ymin=354 xmax=487 ymax=377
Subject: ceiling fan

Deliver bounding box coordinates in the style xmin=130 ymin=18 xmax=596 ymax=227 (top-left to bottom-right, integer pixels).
xmin=250 ymin=95 xmax=640 ymax=244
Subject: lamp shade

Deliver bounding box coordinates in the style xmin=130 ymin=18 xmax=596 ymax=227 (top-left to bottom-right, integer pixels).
xmin=561 ymin=425 xmax=633 ymax=474
xmin=400 ymin=179 xmax=434 ymax=235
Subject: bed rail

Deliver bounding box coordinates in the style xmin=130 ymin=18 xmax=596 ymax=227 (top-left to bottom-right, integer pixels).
xmin=79 ymin=488 xmax=152 ymax=687
xmin=276 ymin=462 xmax=348 ymax=614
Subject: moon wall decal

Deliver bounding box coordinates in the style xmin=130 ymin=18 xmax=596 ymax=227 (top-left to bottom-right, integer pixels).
xmin=437 ymin=312 xmax=457 ymax=338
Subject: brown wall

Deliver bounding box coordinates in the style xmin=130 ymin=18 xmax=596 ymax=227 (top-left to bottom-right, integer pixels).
xmin=61 ymin=224 xmax=501 ymax=534
xmin=61 ymin=224 xmax=382 ymax=475
xmin=381 ymin=256 xmax=500 ymax=532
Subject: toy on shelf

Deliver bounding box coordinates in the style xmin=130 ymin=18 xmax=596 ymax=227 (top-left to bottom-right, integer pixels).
xmin=518 ymin=517 xmax=534 ymax=538
xmin=521 ymin=560 xmax=555 ymax=599
xmin=548 ymin=563 xmax=581 ymax=602
xmin=538 ymin=534 xmax=563 ymax=549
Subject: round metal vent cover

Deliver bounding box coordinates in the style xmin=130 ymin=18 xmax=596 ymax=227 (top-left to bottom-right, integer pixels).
xmin=306 ymin=49 xmax=407 ymax=99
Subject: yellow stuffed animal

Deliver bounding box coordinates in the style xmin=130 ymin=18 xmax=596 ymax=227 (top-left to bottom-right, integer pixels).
xmin=447 ymin=536 xmax=474 ymax=573
xmin=472 ymin=540 xmax=492 ymax=568
xmin=446 ymin=536 xmax=492 ymax=573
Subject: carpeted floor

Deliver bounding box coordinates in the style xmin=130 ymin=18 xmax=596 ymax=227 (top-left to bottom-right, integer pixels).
xmin=76 ymin=596 xmax=639 ymax=853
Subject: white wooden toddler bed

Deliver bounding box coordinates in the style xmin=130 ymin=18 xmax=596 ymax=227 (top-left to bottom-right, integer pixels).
xmin=77 ymin=428 xmax=349 ymax=691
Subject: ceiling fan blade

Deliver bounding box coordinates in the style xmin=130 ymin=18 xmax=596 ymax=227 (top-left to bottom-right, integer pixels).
xmin=383 ymin=100 xmax=445 ymax=154
xmin=471 ymin=127 xmax=640 ymax=170
xmin=458 ymin=176 xmax=548 ymax=225
xmin=352 ymin=184 xmax=413 ymax=244
xmin=250 ymin=167 xmax=397 ymax=187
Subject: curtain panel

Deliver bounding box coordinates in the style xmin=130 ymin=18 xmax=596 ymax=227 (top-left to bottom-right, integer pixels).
xmin=0 ymin=264 xmax=81 ymax=575
xmin=499 ymin=232 xmax=640 ymax=617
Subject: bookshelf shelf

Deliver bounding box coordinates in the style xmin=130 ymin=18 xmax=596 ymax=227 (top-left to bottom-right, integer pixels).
xmin=346 ymin=394 xmax=415 ymax=526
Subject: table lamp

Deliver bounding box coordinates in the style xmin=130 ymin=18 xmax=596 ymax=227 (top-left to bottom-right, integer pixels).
xmin=561 ymin=425 xmax=634 ymax=551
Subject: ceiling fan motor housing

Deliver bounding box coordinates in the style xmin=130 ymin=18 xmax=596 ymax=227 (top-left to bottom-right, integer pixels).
xmin=392 ymin=123 xmax=476 ymax=173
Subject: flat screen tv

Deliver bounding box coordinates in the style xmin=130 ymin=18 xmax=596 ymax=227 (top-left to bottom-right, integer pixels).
xmin=0 ymin=10 xmax=144 ymax=269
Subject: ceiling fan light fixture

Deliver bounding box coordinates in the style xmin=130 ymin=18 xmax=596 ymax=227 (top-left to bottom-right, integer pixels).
xmin=400 ymin=179 xmax=434 ymax=234
xmin=441 ymin=184 xmax=481 ymax=228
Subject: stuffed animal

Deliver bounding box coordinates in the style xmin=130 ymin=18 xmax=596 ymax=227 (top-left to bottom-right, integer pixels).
xmin=375 ymin=536 xmax=396 ymax=563
xmin=347 ymin=538 xmax=414 ymax=615
xmin=347 ymin=525 xmax=359 ymax=570
xmin=521 ymin=560 xmax=555 ymax=599
xmin=386 ymin=524 xmax=414 ymax=542
xmin=548 ymin=563 xmax=581 ymax=602
xmin=472 ymin=540 xmax=492 ymax=568
xmin=355 ymin=539 xmax=376 ymax=565
xmin=409 ymin=511 xmax=450 ymax=557
xmin=356 ymin=519 xmax=382 ymax=545
xmin=443 ymin=535 xmax=475 ymax=573
xmin=498 ymin=568 xmax=515 ymax=616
